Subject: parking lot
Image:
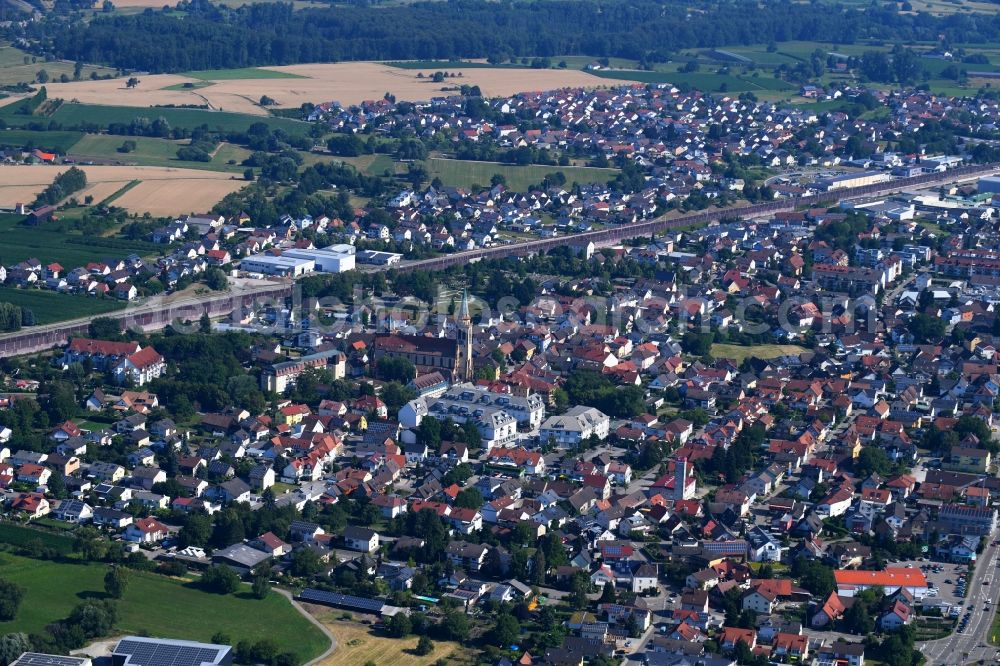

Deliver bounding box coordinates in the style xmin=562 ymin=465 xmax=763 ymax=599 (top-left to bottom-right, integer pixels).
xmin=894 ymin=558 xmax=970 ymax=609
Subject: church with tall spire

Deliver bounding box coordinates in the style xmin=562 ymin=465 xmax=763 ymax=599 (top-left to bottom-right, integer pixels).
xmin=454 ymin=289 xmax=474 ymax=382
xmin=369 ymin=289 xmax=475 ymax=382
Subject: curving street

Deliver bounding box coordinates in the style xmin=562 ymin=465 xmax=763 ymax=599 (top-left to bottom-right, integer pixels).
xmin=919 ymin=539 xmax=1000 ymax=666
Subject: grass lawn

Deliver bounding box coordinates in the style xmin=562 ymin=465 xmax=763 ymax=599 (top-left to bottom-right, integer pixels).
xmin=66 ymin=134 xmax=250 ymax=173
xmin=0 ymin=552 xmax=329 ymax=663
xmin=181 ymin=67 xmax=307 ymax=80
xmin=990 ymin=606 xmax=1000 ymax=644
xmin=314 ymin=614 xmax=467 ymax=666
xmin=0 ymin=43 xmax=115 ymax=86
xmin=0 ymin=129 xmax=85 ymax=153
xmin=0 ymin=102 xmax=309 ymax=136
xmin=710 ymin=343 xmax=808 ymax=362
xmin=161 ymin=81 xmax=216 ymax=91
xmin=425 ymin=158 xmax=617 ymax=191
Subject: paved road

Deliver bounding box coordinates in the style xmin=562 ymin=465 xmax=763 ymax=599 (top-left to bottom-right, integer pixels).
xmin=919 ymin=540 xmax=1000 ymax=665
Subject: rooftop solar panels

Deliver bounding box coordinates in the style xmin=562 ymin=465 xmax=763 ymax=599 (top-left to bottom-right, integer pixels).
xmin=299 ymin=588 xmax=386 ymax=614
xmin=11 ymin=654 xmax=91 ymax=666
xmin=113 ymin=637 xmax=231 ymax=666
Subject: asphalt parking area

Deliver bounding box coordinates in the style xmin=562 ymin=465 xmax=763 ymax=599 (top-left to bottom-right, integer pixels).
xmin=894 ymin=558 xmax=970 ymax=607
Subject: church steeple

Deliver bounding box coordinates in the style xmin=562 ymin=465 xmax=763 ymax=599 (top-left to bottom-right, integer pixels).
xmin=455 ymin=289 xmax=473 ymax=382
xmin=458 ymin=289 xmax=471 ymax=323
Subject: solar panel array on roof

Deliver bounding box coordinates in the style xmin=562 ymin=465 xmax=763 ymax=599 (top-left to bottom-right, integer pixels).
xmin=299 ymin=588 xmax=385 ymax=614
xmin=113 ymin=637 xmax=231 ymax=666
xmin=11 ymin=654 xmax=91 ymax=666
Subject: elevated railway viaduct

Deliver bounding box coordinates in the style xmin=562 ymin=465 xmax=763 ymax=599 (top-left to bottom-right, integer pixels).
xmin=0 ymin=162 xmax=995 ymax=358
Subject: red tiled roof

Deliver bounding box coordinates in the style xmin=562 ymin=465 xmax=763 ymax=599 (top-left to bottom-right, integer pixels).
xmin=126 ymin=346 xmax=163 ymax=370
xmin=834 ymin=568 xmax=927 ymax=588
xmin=69 ymin=338 xmax=139 ymax=357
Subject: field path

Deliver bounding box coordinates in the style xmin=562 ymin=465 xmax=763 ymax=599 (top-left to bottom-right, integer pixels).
xmin=274 ymin=589 xmax=337 ymax=666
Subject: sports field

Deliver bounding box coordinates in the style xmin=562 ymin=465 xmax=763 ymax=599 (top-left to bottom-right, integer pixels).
xmin=0 ymin=547 xmax=328 ymax=663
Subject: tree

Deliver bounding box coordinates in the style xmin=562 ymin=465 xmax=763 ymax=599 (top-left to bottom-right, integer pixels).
xmin=88 ymin=316 xmax=122 ymax=339
xmin=377 ymin=356 xmax=415 ymax=382
xmin=842 ymin=598 xmax=873 ymax=634
xmin=569 ymin=570 xmax=590 ymax=610
xmin=0 ymin=633 xmax=30 ymax=666
xmin=489 ymin=613 xmax=520 ymax=647
xmin=530 ymin=548 xmax=546 ymax=586
xmin=0 ymin=579 xmax=24 ymax=621
xmin=201 ymin=565 xmax=241 ymax=594
xmin=199 ymin=312 xmax=211 ymax=334
xmin=203 ymin=267 xmax=229 ymax=291
xmin=792 ymin=558 xmax=836 ymax=598
xmin=439 ymin=610 xmax=470 ymax=641
xmin=104 ymin=566 xmax=130 ymax=599
xmin=385 ymin=612 xmax=412 ymax=637
xmin=290 ymin=547 xmax=323 ymax=577
xmin=681 ymin=332 xmax=714 ymax=356
xmin=36 ymin=69 xmax=49 ymax=84
xmin=855 ymin=447 xmax=891 ymax=479
xmin=43 ymin=380 xmax=78 ymax=423
xmin=906 ymin=313 xmax=946 ymax=343
xmin=414 ymin=635 xmax=433 ymax=656
xmin=179 ymin=512 xmax=213 ymax=548
xmin=47 ymin=471 xmax=67 ymax=499
xmin=251 ymin=574 xmax=270 ymax=599
xmin=126 ymin=76 xmax=140 ymax=88
xmin=416 ymin=416 xmax=442 ymax=448
xmin=599 ymin=581 xmax=616 ymax=604
xmin=454 ymin=487 xmax=483 ymax=510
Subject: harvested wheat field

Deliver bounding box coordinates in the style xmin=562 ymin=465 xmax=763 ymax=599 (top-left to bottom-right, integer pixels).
xmin=112 ymin=178 xmax=246 ymax=216
xmin=75 ymin=180 xmax=134 ymax=205
xmin=40 ymin=63 xmax=632 ymax=115
xmin=0 ymin=185 xmax=52 ymax=206
xmin=0 ymin=165 xmax=247 ymax=215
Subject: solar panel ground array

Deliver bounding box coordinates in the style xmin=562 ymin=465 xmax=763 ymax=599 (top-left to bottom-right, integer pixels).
xmin=299 ymin=588 xmax=386 ymax=614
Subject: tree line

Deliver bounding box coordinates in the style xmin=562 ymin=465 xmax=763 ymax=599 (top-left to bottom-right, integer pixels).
xmin=0 ymin=303 xmax=35 ymax=332
xmin=33 ymin=166 xmax=87 ymax=208
xmin=35 ymin=0 xmax=1000 ymax=73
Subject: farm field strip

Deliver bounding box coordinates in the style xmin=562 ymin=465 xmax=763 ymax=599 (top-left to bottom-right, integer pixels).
xmin=28 ymin=63 xmax=633 ymax=115
xmin=111 ymin=178 xmax=248 ymax=216
xmin=0 ymin=165 xmax=249 ymax=215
